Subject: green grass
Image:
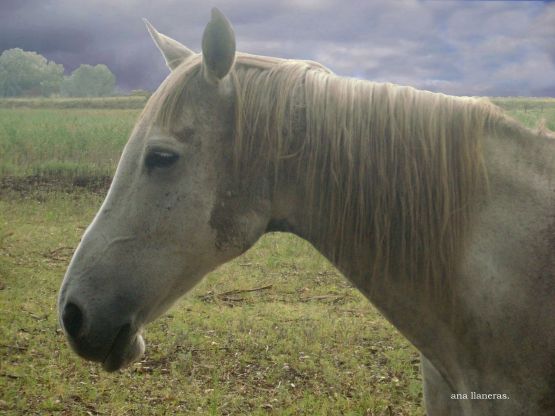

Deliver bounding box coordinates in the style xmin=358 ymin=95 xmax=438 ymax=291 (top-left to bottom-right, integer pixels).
xmin=1 ymin=97 xmax=554 ymax=415
xmin=0 ymin=96 xmax=148 ymax=109
xmin=0 ymin=108 xmax=139 ymax=177
xmin=491 ymin=97 xmax=555 ymax=131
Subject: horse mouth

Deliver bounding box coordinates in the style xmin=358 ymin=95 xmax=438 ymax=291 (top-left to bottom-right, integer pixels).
xmin=102 ymin=323 xmax=145 ymax=372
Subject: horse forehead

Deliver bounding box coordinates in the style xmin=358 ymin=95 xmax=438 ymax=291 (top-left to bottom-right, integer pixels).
xmin=171 ymin=92 xmax=231 ymax=129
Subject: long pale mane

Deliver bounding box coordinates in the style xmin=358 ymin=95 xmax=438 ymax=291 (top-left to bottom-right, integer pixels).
xmin=147 ymin=53 xmax=505 ymax=294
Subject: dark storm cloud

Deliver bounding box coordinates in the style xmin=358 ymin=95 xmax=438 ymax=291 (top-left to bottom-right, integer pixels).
xmin=0 ymin=0 xmax=554 ymax=96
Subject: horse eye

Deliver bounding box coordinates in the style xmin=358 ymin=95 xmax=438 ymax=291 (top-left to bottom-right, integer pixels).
xmin=145 ymin=150 xmax=179 ymax=170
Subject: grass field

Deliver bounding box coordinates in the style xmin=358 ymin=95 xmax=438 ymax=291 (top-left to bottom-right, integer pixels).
xmin=0 ymin=96 xmax=148 ymax=110
xmin=491 ymin=97 xmax=555 ymax=132
xmin=0 ymin=97 xmax=553 ymax=415
xmin=0 ymin=108 xmax=137 ymax=178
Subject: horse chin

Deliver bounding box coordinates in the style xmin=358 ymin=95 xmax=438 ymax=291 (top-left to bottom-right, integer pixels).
xmin=102 ymin=325 xmax=145 ymax=372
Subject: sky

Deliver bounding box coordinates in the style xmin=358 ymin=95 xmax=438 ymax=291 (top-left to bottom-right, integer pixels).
xmin=0 ymin=0 xmax=554 ymax=97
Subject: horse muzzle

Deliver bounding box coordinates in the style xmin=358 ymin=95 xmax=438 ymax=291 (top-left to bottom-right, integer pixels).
xmin=59 ymin=298 xmax=145 ymax=371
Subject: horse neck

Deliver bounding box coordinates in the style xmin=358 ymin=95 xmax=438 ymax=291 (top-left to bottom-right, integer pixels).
xmin=264 ymin=75 xmax=488 ymax=377
xmin=268 ymin=83 xmax=555 ymax=400
xmin=268 ymin=116 xmax=467 ymax=380
xmin=264 ymin=73 xmax=466 ymax=293
xmin=265 ymin=80 xmax=371 ymax=281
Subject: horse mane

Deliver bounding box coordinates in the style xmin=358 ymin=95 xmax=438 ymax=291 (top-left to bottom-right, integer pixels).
xmin=147 ymin=53 xmax=505 ymax=294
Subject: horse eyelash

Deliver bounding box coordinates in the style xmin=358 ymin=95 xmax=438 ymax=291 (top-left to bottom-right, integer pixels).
xmin=145 ymin=150 xmax=180 ymax=170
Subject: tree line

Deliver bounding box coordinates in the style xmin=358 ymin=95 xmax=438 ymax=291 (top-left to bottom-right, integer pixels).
xmin=0 ymin=48 xmax=116 ymax=98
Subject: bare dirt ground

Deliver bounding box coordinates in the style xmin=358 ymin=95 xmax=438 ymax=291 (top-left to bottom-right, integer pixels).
xmin=0 ymin=175 xmax=112 ymax=198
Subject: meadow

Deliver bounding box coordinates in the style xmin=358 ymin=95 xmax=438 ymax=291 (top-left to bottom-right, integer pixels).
xmin=0 ymin=96 xmax=147 ymax=110
xmin=0 ymin=97 xmax=553 ymax=415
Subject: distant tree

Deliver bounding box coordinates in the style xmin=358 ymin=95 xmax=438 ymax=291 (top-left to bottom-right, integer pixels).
xmin=0 ymin=48 xmax=64 ymax=97
xmin=61 ymin=64 xmax=116 ymax=97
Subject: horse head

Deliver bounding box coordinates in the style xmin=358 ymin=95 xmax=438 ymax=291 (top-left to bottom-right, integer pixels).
xmin=58 ymin=9 xmax=272 ymax=371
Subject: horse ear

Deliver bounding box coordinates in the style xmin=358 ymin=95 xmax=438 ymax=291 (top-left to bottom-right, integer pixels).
xmin=143 ymin=19 xmax=195 ymax=71
xmin=201 ymin=8 xmax=236 ymax=83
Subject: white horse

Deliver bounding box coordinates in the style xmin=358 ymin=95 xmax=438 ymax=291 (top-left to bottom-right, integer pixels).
xmin=58 ymin=9 xmax=555 ymax=415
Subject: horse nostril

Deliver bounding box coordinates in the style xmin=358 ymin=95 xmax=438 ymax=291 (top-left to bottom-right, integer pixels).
xmin=62 ymin=302 xmax=84 ymax=338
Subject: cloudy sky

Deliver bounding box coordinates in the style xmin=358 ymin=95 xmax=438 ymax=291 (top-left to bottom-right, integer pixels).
xmin=1 ymin=0 xmax=554 ymax=96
